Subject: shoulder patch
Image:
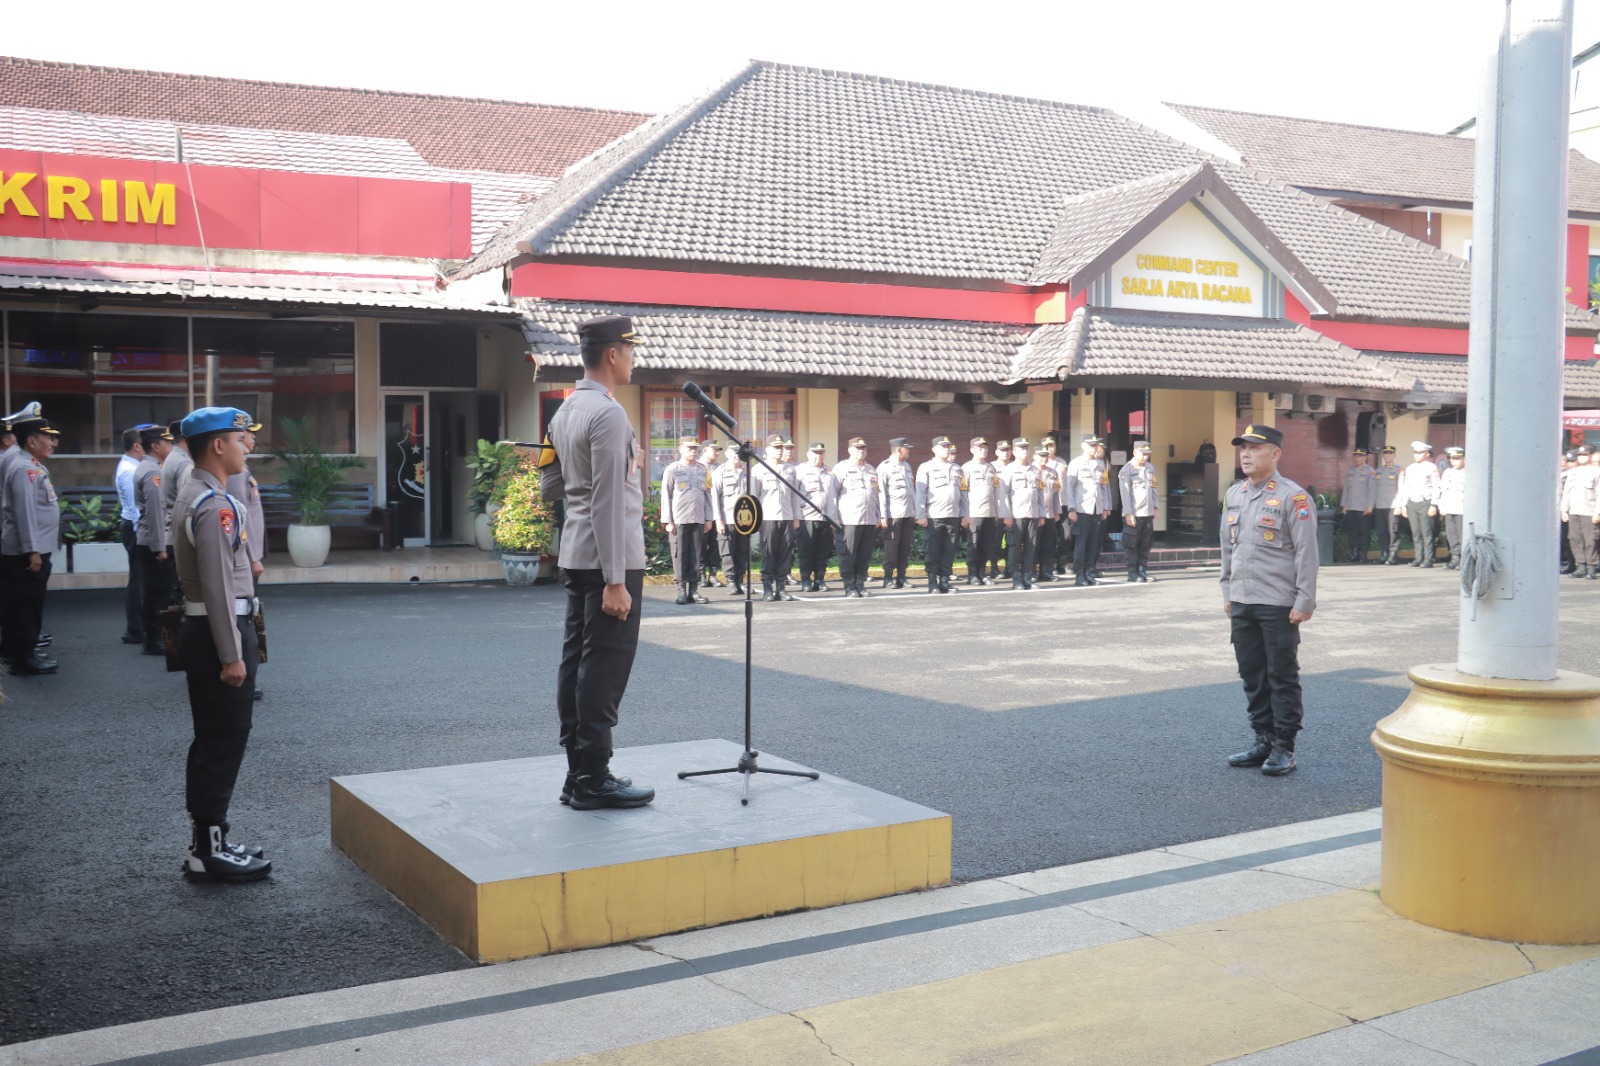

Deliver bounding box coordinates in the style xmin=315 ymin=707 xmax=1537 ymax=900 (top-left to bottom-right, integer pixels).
xmin=1296 ymin=506 xmax=1311 ymax=521
xmin=1291 ymin=492 xmax=1309 ymax=503
xmin=220 ymin=510 xmax=235 ymax=537
xmin=153 ymin=474 xmax=161 ymax=487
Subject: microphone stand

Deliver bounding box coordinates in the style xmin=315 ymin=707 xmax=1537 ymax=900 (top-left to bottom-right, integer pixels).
xmin=676 ymin=410 xmax=842 ymax=805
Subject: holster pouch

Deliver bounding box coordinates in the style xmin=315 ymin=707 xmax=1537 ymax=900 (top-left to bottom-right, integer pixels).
xmin=160 ymin=604 xmax=184 ymax=673
xmin=253 ymin=601 xmax=268 ymax=664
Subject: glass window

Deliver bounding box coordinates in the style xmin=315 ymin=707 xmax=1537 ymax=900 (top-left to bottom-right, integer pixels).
xmin=646 ymin=392 xmax=703 ymax=484
xmin=4 ymin=311 xmax=194 ymax=454
xmin=194 ymin=318 xmax=356 ymax=453
xmin=734 ymin=392 xmax=794 ymax=448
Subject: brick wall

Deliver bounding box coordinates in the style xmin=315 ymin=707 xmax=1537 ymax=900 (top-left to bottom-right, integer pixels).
xmin=1233 ymin=402 xmax=1358 ymax=501
xmin=838 ymin=390 xmax=1020 ymax=458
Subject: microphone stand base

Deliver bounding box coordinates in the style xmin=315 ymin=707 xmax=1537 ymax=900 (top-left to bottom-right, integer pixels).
xmin=678 ymin=750 xmax=821 ymax=806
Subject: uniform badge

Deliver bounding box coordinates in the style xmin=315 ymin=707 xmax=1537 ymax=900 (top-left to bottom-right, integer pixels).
xmin=154 ymin=474 xmax=161 ymax=487
xmin=220 ymin=510 xmax=235 ymax=537
xmin=26 ymin=469 xmax=38 ymax=483
xmin=1266 ymin=480 xmax=1277 ymax=492
xmin=1263 ymin=530 xmax=1276 ymax=541
xmin=1228 ymin=513 xmax=1238 ymax=524
xmin=1261 ymin=515 xmax=1277 ymax=527
xmin=1296 ymin=506 xmax=1311 ymax=521
xmin=1266 ymin=498 xmax=1280 ymax=508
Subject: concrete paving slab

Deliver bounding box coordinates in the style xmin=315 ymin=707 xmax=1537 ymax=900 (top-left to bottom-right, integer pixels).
xmin=1071 ymin=868 xmax=1341 ymax=933
xmin=1161 ymin=808 xmax=1383 ymax=862
xmin=1216 ymin=1023 xmax=1467 ymax=1065
xmin=1257 ymin=840 xmax=1382 ymax=889
xmin=997 ymin=845 xmax=1201 ymax=895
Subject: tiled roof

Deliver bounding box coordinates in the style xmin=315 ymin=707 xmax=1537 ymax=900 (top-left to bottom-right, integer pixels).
xmin=0 ymin=55 xmax=650 ymax=178
xmin=0 ymin=105 xmax=552 ymax=251
xmin=1167 ymin=102 xmax=1600 ymax=215
xmin=1030 ymin=165 xmax=1205 ymax=284
xmin=461 ymin=61 xmax=1586 ymax=332
xmin=1372 ymin=350 xmax=1600 ymax=405
xmin=519 ymin=299 xmax=1029 ymax=383
xmin=1013 ymin=306 xmax=1414 ymax=397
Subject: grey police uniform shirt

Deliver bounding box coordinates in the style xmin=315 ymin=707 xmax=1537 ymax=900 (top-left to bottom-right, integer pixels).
xmin=173 ymin=469 xmax=255 ymax=664
xmin=832 ymin=460 xmax=881 ymax=526
xmin=1220 ymin=474 xmax=1319 ymax=614
xmin=660 ymin=459 xmax=712 ymax=525
xmin=162 ymin=447 xmax=194 ymax=539
xmin=1342 ymin=465 xmax=1376 ymax=512
xmin=877 ymin=457 xmax=916 ymax=520
xmin=1563 ymin=464 xmax=1600 ymax=516
xmin=135 ymin=455 xmax=168 ymax=550
xmin=1399 ymin=461 xmax=1440 ymax=506
xmin=915 ymin=458 xmax=967 ymax=520
xmin=962 ymin=459 xmax=1007 ymax=519
xmin=1037 ymin=460 xmax=1062 ymax=517
xmin=1438 ymin=467 xmax=1466 ymax=516
xmin=750 ymin=458 xmax=801 ymax=521
xmin=544 ymin=378 xmax=647 ymax=584
xmin=226 ymin=465 xmax=267 ymax=563
xmin=1001 ymin=460 xmax=1045 ymax=519
xmin=797 ymin=460 xmax=842 ymax=523
xmin=0 ymin=442 xmax=21 ymax=532
xmin=1372 ymin=462 xmax=1401 ymax=508
xmin=1118 ymin=461 xmax=1159 ymax=517
xmin=711 ymin=459 xmax=750 ymax=525
xmin=1 ymin=453 xmax=60 ymax=555
xmin=1046 ymin=457 xmax=1070 ymax=513
xmin=1065 ymin=456 xmax=1111 ymax=514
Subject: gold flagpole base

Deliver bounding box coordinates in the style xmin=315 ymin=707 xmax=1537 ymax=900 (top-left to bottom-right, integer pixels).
xmin=1372 ymin=665 xmax=1600 ymax=944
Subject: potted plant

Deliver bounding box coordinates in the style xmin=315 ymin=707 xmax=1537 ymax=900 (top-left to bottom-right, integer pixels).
xmin=491 ymin=456 xmax=557 ymax=586
xmin=58 ymin=493 xmax=122 ymax=573
xmin=271 ymin=417 xmax=364 ymax=568
xmin=465 ymin=439 xmax=517 ymax=551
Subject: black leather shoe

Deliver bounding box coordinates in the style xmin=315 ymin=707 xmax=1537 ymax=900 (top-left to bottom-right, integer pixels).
xmin=880 ymin=577 xmax=892 ymax=589
xmin=1141 ymin=568 xmax=1155 ymax=582
xmin=690 ymin=591 xmax=709 ymax=604
xmin=562 ymin=770 xmax=631 ymax=805
xmin=1387 ymin=556 xmax=1404 ymax=565
xmin=1228 ymin=734 xmax=1274 ymax=768
xmin=893 ymin=578 xmax=907 ymax=590
xmin=37 ymin=633 xmax=51 ymax=645
xmin=122 ymin=633 xmax=145 ymax=645
xmin=730 ymin=583 xmax=746 ymax=596
xmin=779 ymin=587 xmax=797 ymax=602
xmin=1074 ymin=576 xmax=1089 ymax=587
xmin=927 ymin=582 xmax=937 ymax=593
xmin=252 ymin=688 xmax=264 ymax=702
xmin=1420 ymin=561 xmax=1435 ymax=569
xmin=141 ymin=643 xmax=164 ymax=656
xmin=569 ymin=765 xmax=655 ymax=810
xmin=675 ymin=591 xmax=690 ymax=605
xmin=1262 ymin=744 xmax=1297 ymax=776
xmin=11 ymin=652 xmax=58 ymax=675
xmin=1127 ymin=572 xmax=1140 ymax=583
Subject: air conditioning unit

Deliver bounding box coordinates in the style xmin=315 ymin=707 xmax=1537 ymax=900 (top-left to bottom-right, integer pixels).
xmin=1273 ymin=392 xmax=1295 ymax=411
xmin=889 ymin=390 xmax=954 ymax=414
xmin=1295 ymin=394 xmax=1334 ymax=414
xmin=1403 ymin=401 xmax=1442 ymax=414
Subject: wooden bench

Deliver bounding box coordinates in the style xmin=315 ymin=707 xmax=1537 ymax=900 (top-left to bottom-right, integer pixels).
xmin=259 ymin=483 xmax=396 ymax=552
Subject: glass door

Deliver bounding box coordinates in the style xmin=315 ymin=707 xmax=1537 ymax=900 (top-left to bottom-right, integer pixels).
xmin=383 ymin=394 xmax=428 ymax=547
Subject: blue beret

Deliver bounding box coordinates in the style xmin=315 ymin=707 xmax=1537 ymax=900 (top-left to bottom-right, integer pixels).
xmin=181 ymin=407 xmax=260 ymax=438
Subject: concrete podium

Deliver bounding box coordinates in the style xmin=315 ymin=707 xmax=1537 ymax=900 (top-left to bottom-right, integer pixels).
xmin=330 ymin=740 xmax=952 ymax=962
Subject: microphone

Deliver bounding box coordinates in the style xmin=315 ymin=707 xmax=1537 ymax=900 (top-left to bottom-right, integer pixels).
xmin=498 ymin=440 xmax=540 ymax=448
xmin=682 ymin=381 xmax=737 ymax=432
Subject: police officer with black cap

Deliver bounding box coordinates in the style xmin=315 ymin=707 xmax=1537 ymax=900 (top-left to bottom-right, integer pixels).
xmin=1065 ymin=434 xmax=1112 ymax=585
xmin=172 ymin=406 xmax=271 ymax=880
xmin=832 ymin=437 xmax=881 ymax=597
xmin=0 ymin=415 xmax=62 ymax=674
xmin=751 ymin=435 xmax=801 ymax=601
xmin=135 ymin=424 xmax=177 ymax=657
xmin=542 ymin=315 xmax=656 ymax=810
xmin=796 ymin=442 xmax=840 ymax=592
xmin=1221 ymin=424 xmax=1319 ymax=777
xmin=711 ymin=440 xmax=751 ymax=596
xmin=916 ymin=435 xmax=968 ymax=593
xmin=878 ymin=437 xmax=916 ymax=588
xmin=963 ymin=437 xmax=1004 ymax=584
xmin=660 ymin=435 xmax=713 ymax=605
xmin=698 ymin=441 xmax=727 ymax=587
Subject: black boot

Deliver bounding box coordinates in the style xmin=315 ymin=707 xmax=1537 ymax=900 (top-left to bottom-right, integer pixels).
xmin=560 ymin=746 xmax=580 ymax=804
xmin=1569 ymin=566 xmax=1589 ymax=579
xmin=730 ymin=581 xmax=746 ymax=596
xmin=184 ymin=822 xmax=272 ymax=882
xmin=778 ymin=581 xmax=796 ymax=602
xmin=12 ymin=651 xmax=59 ymax=674
xmin=1386 ymin=553 xmax=1403 ymax=565
xmin=1073 ymin=571 xmax=1089 ymax=587
xmin=763 ymin=582 xmax=777 ymax=602
xmin=893 ymin=576 xmax=906 ymax=589
xmin=690 ymin=584 xmax=709 ymax=604
xmin=1227 ymin=733 xmax=1274 ymax=768
xmin=675 ymin=588 xmax=691 ymax=605
xmin=1126 ymin=570 xmax=1140 ymax=583
xmin=1141 ymin=567 xmax=1155 ymax=582
xmin=568 ymin=749 xmax=655 ymax=810
xmin=1262 ymin=741 xmax=1297 ymax=776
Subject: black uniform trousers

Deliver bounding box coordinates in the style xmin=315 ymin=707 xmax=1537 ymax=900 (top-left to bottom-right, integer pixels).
xmin=991 ymin=520 xmax=1008 ymax=578
xmin=671 ymin=523 xmax=706 ymax=587
xmin=1343 ymin=510 xmax=1373 ymax=562
xmin=1229 ymin=602 xmax=1304 ymax=746
xmin=139 ymin=547 xmax=178 ymax=647
xmin=1571 ymin=516 xmax=1599 ymax=568
xmin=924 ymin=517 xmax=961 ymax=580
xmin=1561 ymin=519 xmax=1575 ymax=570
xmin=796 ymin=519 xmax=834 ymax=585
xmin=1125 ymin=515 xmax=1154 ymax=574
xmin=882 ymin=516 xmax=915 ymax=580
xmin=1007 ymin=519 xmax=1039 ymax=585
xmin=1035 ymin=516 xmax=1059 ymax=578
xmin=1405 ymin=501 xmax=1436 ymax=563
xmin=759 ymin=520 xmax=795 ymax=588
xmin=1373 ymin=507 xmax=1394 ymax=557
xmin=1071 ymin=512 xmax=1104 ymax=575
xmin=556 ymin=568 xmax=644 ymax=756
xmin=1443 ymin=514 xmax=1464 ymax=562
xmin=837 ymin=525 xmax=878 ymax=590
xmin=0 ymin=553 xmax=50 ymax=662
xmin=180 ymin=614 xmax=258 ymax=826
xmin=968 ymin=517 xmax=999 ymax=578
xmin=719 ymin=528 xmax=751 ymax=586
xmin=700 ymin=529 xmax=722 ymax=578
xmin=121 ymin=519 xmax=145 ymax=640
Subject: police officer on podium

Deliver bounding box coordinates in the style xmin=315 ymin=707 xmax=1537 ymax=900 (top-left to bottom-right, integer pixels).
xmin=172 ymin=407 xmax=271 ymax=881
xmin=1221 ymin=424 xmax=1319 ymax=778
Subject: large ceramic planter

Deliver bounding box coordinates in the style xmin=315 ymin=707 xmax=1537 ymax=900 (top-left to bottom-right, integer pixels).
xmin=61 ymin=539 xmax=128 ymax=574
xmin=287 ymin=524 xmax=332 ymax=568
xmin=473 ymin=513 xmax=495 ymax=551
xmin=501 ymin=550 xmax=540 ymax=586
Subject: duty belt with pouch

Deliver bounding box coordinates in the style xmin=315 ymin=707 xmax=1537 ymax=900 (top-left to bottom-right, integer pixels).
xmin=176 ymin=597 xmax=269 ymax=664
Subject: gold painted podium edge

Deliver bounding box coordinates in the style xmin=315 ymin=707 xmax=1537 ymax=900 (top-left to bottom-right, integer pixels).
xmin=330 ymin=779 xmax=952 ymax=963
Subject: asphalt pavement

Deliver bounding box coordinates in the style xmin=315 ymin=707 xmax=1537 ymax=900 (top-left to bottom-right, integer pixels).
xmin=3 ymin=562 xmax=1597 ymax=1045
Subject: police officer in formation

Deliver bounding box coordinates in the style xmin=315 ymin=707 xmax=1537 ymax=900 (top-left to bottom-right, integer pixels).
xmin=1118 ymin=441 xmax=1159 ymax=582
xmin=1033 ymin=442 xmax=1063 ymax=582
xmin=915 ymin=436 xmax=968 ymax=593
xmin=697 ymin=441 xmax=727 ymax=588
xmin=1341 ymin=448 xmax=1377 ymax=563
xmin=832 ymin=436 xmax=881 ymax=597
xmin=116 ymin=426 xmax=149 ymax=646
xmin=0 ymin=414 xmax=62 ymax=674
xmin=751 ymin=434 xmax=801 ymax=601
xmin=711 ymin=440 xmax=752 ymax=595
xmin=172 ymin=407 xmax=273 ymax=881
xmin=1560 ymin=452 xmax=1577 ymax=574
xmin=990 ymin=437 xmax=1013 ymax=581
xmin=135 ymin=423 xmax=178 ymax=658
xmin=877 ymin=437 xmax=917 ymax=589
xmin=1397 ymin=441 xmax=1440 ymax=567
xmin=796 ymin=443 xmax=840 ymax=592
xmin=660 ymin=435 xmax=713 ymax=605
xmin=1221 ymin=424 xmax=1318 ymax=778
xmin=963 ymin=437 xmax=1004 ymax=585
xmin=1001 ymin=438 xmax=1046 ymax=589
xmin=1372 ymin=444 xmax=1401 ymax=563
xmin=1065 ymin=434 xmax=1112 ymax=586
xmin=1561 ymin=445 xmax=1599 ymax=579
xmin=1437 ymin=446 xmax=1467 ymax=569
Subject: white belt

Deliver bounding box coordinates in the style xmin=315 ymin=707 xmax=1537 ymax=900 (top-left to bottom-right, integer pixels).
xmin=183 ymin=597 xmax=256 ymax=617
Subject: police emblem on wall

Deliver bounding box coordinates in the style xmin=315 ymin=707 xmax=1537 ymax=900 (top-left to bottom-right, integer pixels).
xmin=732 ymin=495 xmax=762 ymax=537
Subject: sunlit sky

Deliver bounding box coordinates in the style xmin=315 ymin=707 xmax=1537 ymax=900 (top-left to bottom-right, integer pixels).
xmin=7 ymin=0 xmax=1596 ymax=151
